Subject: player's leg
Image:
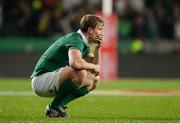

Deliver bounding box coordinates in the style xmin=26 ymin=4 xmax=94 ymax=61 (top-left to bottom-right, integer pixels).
xmin=58 ymin=71 xmax=100 ymax=107
xmin=88 ymin=74 xmax=100 ymax=91
xmin=46 ymin=67 xmax=100 ymax=117
xmin=81 ymin=71 xmax=100 ymax=90
xmin=47 ymin=66 xmax=88 ymax=117
xmin=32 ymin=66 xmax=88 ymax=117
xmin=49 ymin=66 xmax=87 ymax=105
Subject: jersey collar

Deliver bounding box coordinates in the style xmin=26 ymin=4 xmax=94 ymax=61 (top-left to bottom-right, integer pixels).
xmin=77 ymin=29 xmax=89 ymax=46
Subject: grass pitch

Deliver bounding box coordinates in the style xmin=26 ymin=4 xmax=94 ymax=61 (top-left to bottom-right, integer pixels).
xmin=0 ymin=78 xmax=180 ymax=123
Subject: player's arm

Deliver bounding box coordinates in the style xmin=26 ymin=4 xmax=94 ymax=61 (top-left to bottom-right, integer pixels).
xmin=92 ymin=44 xmax=101 ymax=65
xmin=93 ymin=32 xmax=103 ymax=65
xmin=84 ymin=44 xmax=101 ymax=64
xmin=89 ymin=45 xmax=101 ymax=76
xmin=68 ymin=49 xmax=99 ymax=73
xmin=83 ymin=44 xmax=101 ymax=76
xmin=84 ymin=53 xmax=94 ymax=63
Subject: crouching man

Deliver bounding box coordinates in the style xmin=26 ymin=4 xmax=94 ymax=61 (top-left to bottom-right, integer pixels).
xmin=31 ymin=14 xmax=104 ymax=117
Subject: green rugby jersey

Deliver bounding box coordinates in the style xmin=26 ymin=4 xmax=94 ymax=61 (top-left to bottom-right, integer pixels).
xmin=31 ymin=31 xmax=90 ymax=78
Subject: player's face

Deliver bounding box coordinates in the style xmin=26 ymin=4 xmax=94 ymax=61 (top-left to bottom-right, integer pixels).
xmin=89 ymin=23 xmax=104 ymax=44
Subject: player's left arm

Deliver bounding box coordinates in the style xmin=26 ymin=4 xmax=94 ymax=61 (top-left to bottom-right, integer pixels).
xmin=92 ymin=44 xmax=101 ymax=65
xmin=84 ymin=45 xmax=101 ymax=76
xmin=84 ymin=45 xmax=101 ymax=66
xmin=84 ymin=45 xmax=101 ymax=63
xmin=91 ymin=33 xmax=103 ymax=76
xmin=92 ymin=31 xmax=103 ymax=65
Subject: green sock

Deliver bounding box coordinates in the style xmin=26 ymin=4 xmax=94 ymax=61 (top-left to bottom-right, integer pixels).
xmin=59 ymin=86 xmax=89 ymax=107
xmin=50 ymin=79 xmax=78 ymax=109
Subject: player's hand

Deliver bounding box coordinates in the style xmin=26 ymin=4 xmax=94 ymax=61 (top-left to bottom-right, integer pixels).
xmin=90 ymin=64 xmax=100 ymax=75
xmin=94 ymin=34 xmax=104 ymax=45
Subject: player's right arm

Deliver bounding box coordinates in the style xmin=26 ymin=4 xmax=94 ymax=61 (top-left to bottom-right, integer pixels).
xmin=68 ymin=49 xmax=100 ymax=73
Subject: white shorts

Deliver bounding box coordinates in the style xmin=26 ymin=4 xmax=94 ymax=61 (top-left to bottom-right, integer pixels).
xmin=31 ymin=68 xmax=64 ymax=97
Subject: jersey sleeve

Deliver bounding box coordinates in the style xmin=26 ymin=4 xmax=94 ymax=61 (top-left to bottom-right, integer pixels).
xmin=84 ymin=46 xmax=91 ymax=57
xmin=67 ymin=38 xmax=84 ymax=54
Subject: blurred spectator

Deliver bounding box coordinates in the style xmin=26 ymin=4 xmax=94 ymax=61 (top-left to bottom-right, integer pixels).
xmin=173 ymin=3 xmax=180 ymax=40
xmin=130 ymin=38 xmax=144 ymax=54
xmin=0 ymin=0 xmax=179 ymax=42
xmin=1 ymin=0 xmax=19 ymax=35
xmin=132 ymin=13 xmax=146 ymax=39
xmin=17 ymin=0 xmax=32 ymax=35
xmin=70 ymin=1 xmax=92 ymax=31
xmin=155 ymin=0 xmax=174 ymax=39
xmin=145 ymin=9 xmax=158 ymax=40
xmin=0 ymin=1 xmax=3 ymax=29
xmin=62 ymin=0 xmax=82 ymax=11
xmin=114 ymin=0 xmax=126 ymax=15
xmin=128 ymin=0 xmax=144 ymax=13
xmin=118 ymin=16 xmax=133 ymax=40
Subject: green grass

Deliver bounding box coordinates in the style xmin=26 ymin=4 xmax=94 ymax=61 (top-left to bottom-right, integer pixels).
xmin=99 ymin=78 xmax=180 ymax=90
xmin=1 ymin=78 xmax=180 ymax=90
xmin=0 ymin=78 xmax=180 ymax=122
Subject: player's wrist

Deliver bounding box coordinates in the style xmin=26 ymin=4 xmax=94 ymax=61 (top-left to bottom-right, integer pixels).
xmin=95 ymin=44 xmax=101 ymax=49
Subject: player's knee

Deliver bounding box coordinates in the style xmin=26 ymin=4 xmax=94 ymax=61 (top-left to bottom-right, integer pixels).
xmin=76 ymin=70 xmax=87 ymax=82
xmin=89 ymin=76 xmax=100 ymax=91
xmin=73 ymin=70 xmax=87 ymax=85
xmin=59 ymin=67 xmax=77 ymax=79
xmin=88 ymin=82 xmax=97 ymax=91
xmin=94 ymin=76 xmax=100 ymax=84
xmin=91 ymin=84 xmax=97 ymax=91
xmin=83 ymin=75 xmax=99 ymax=91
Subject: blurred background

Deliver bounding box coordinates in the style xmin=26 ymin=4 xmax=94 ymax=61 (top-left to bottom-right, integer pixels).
xmin=0 ymin=0 xmax=179 ymax=78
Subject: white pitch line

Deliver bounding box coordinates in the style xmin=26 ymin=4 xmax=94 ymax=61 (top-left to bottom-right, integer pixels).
xmin=0 ymin=91 xmax=34 ymax=96
xmin=0 ymin=90 xmax=180 ymax=96
xmin=90 ymin=90 xmax=180 ymax=96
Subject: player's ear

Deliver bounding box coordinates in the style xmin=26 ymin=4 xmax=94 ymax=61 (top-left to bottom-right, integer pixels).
xmin=88 ymin=27 xmax=92 ymax=34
